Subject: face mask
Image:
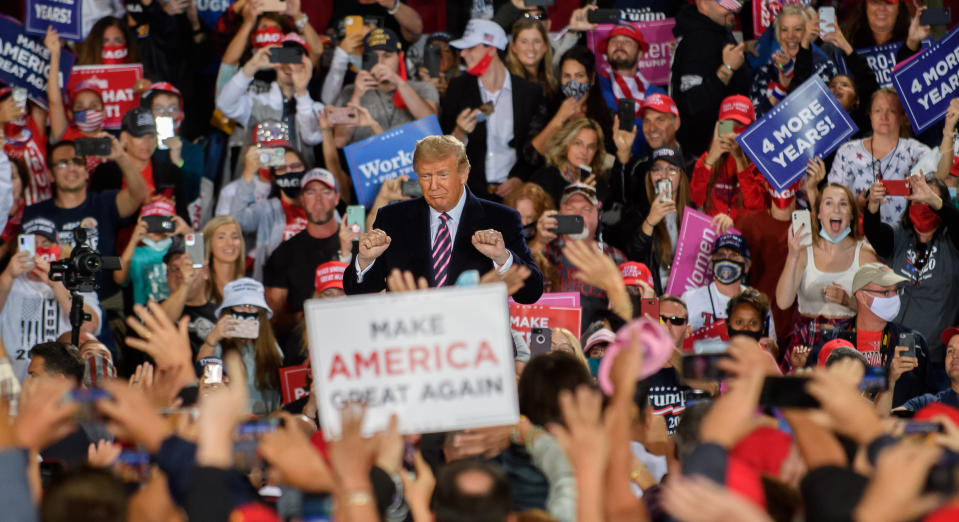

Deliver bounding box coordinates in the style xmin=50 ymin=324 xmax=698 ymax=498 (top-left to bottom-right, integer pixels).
xmin=521 ymin=222 xmax=535 ymax=239
xmin=561 ymin=80 xmax=591 ymax=100
xmin=712 ymin=259 xmax=745 ymax=285
xmin=868 ymin=294 xmax=900 ymax=322
xmin=74 ymin=109 xmax=105 ymax=133
xmin=101 ymin=44 xmax=128 ymax=64
xmin=274 ymin=170 xmax=303 ymax=199
xmin=909 ymin=204 xmax=941 ymax=234
xmin=466 ymin=48 xmax=494 ymax=76
xmin=727 ymin=327 xmax=762 ymax=342
xmin=252 ymin=27 xmax=284 ymax=49
xmin=142 ymin=236 xmax=173 ymax=251
xmin=36 ymin=245 xmax=61 ymax=262
xmin=768 ymin=183 xmax=798 ymax=210
xmin=818 ymin=224 xmax=851 ymax=244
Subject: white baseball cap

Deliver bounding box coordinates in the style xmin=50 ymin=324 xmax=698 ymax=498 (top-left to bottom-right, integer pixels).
xmin=216 ymin=278 xmax=274 ymax=319
xmin=450 ymin=19 xmax=508 ymax=51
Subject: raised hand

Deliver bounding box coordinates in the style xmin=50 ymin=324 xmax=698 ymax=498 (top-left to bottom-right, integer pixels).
xmin=357 ymin=229 xmax=391 ymax=270
xmin=471 ymin=229 xmax=509 ymax=265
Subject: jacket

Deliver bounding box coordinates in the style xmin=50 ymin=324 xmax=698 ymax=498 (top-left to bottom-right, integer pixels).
xmin=690 ymin=152 xmax=767 ymax=221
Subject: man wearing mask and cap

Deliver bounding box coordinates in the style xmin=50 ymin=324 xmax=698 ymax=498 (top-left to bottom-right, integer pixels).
xmin=333 ymin=27 xmax=439 ymax=147
xmin=441 ymin=19 xmax=546 ymax=200
xmin=671 ymin=0 xmax=750 ymax=157
xmin=597 ymin=22 xmax=666 ymax=156
xmin=813 ymin=262 xmax=942 ymax=408
xmin=264 ymin=168 xmax=356 ymax=342
xmin=681 ymin=234 xmax=775 ymax=341
xmin=894 ymin=327 xmax=959 ymax=412
xmin=217 ymin=32 xmax=324 ymax=164
xmin=736 ymin=178 xmax=803 ymax=341
xmin=0 ymin=218 xmax=101 ymax=381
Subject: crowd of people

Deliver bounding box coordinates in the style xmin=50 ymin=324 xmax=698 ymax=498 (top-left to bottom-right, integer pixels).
xmin=1 ymin=0 xmax=959 ymax=520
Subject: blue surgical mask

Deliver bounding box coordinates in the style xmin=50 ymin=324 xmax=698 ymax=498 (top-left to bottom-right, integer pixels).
xmin=819 ymin=225 xmax=851 ymax=244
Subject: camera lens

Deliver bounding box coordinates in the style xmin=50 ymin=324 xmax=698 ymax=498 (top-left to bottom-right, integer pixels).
xmin=534 ymin=335 xmax=545 ymax=344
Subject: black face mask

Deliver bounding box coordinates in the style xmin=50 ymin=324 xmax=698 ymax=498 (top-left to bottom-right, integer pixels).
xmin=521 ymin=222 xmax=536 ymax=239
xmin=712 ymin=259 xmax=746 ymax=285
xmin=727 ymin=327 xmax=763 ymax=341
xmin=274 ymin=170 xmax=304 ymax=199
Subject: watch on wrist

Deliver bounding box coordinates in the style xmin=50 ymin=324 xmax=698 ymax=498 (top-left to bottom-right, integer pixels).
xmin=295 ymin=14 xmax=308 ymax=30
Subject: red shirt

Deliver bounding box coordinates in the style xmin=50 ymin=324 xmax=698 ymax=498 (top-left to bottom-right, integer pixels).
xmin=281 ymin=199 xmax=307 ymax=241
xmin=3 ymin=118 xmax=51 ymax=205
xmin=857 ymin=330 xmax=884 ymax=366
xmin=691 ymin=152 xmax=767 ymax=222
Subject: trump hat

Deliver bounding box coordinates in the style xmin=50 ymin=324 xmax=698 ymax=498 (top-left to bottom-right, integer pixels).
xmin=315 ymin=261 xmax=347 ymax=293
xmin=718 ymin=95 xmax=755 ymax=126
xmin=598 ymin=22 xmax=649 ymax=55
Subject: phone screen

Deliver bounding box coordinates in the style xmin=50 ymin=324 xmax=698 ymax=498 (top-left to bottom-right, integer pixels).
xmin=156 ymin=116 xmax=174 ymax=150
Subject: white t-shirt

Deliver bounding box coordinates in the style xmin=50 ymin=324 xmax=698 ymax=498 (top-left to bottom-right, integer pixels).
xmin=681 ymin=282 xmax=776 ymax=340
xmin=0 ymin=277 xmax=101 ymax=381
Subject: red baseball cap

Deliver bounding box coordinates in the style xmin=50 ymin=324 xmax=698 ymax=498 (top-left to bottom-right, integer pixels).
xmin=817 ymin=338 xmax=856 ymax=367
xmin=640 ymin=93 xmax=679 ymax=118
xmin=281 ymin=32 xmax=310 ymax=55
xmin=69 ymin=79 xmax=105 ymax=102
xmin=144 ymin=81 xmax=182 ymax=101
xmin=315 ymin=261 xmax=347 ymax=293
xmin=718 ymin=94 xmax=755 ymax=126
xmin=619 ymin=261 xmax=654 ymax=287
xmin=940 ymin=327 xmax=959 ymax=347
xmin=140 ymin=199 xmax=176 ymax=217
xmin=598 ymin=22 xmax=649 ymax=56
xmin=914 ymin=402 xmax=959 ymax=427
xmin=730 ymin=426 xmax=793 ymax=477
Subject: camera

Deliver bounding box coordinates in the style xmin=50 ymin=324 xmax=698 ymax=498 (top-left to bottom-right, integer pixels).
xmin=49 ymin=228 xmax=121 ymax=293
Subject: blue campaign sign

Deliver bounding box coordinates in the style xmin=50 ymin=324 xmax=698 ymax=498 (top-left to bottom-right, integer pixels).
xmin=25 ymin=0 xmax=82 ymax=42
xmin=344 ymin=115 xmax=443 ymax=208
xmin=737 ymin=75 xmax=858 ymax=192
xmin=891 ymin=25 xmax=959 ymax=135
xmin=194 ymin=0 xmax=233 ymax=31
xmin=0 ymin=15 xmax=76 ymax=109
xmin=853 ymin=39 xmax=932 ymax=88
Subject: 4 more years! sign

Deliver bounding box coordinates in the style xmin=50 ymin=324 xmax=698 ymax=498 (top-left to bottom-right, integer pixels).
xmin=305 ymin=284 xmax=518 ymax=438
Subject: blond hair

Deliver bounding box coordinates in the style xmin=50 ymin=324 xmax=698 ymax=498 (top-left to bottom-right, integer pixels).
xmin=202 ymin=216 xmax=246 ymax=304
xmin=544 ymin=118 xmax=608 ymax=178
xmin=413 ymin=135 xmax=471 ymax=173
xmin=552 ymin=327 xmax=588 ymax=368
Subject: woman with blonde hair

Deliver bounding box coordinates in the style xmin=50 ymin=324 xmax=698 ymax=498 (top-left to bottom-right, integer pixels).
xmin=530 ymin=118 xmax=609 ymax=207
xmin=202 ymin=216 xmax=246 ymax=304
xmin=505 ymin=18 xmax=558 ymax=99
xmin=551 ymin=327 xmax=588 ymax=369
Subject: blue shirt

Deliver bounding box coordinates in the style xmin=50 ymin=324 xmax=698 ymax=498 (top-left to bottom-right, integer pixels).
xmin=902 ymin=388 xmax=959 ymax=412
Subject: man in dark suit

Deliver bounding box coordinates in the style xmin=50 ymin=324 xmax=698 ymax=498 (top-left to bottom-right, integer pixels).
xmin=440 ymin=19 xmax=546 ymax=201
xmin=343 ymin=135 xmax=544 ymax=304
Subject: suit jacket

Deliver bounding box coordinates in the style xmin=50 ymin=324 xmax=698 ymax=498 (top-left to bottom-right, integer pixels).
xmin=344 ymin=189 xmax=544 ymax=304
xmin=439 ymin=72 xmax=546 ymax=198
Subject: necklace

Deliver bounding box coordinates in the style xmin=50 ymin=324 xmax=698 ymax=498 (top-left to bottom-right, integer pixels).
xmin=869 ymin=137 xmax=900 ymax=181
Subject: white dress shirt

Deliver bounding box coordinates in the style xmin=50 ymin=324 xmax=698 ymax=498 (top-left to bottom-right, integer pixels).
xmin=355 ymin=190 xmax=514 ymax=282
xmin=479 ymin=74 xmax=516 ymax=184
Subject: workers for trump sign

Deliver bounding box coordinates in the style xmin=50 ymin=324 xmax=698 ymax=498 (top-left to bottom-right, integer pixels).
xmin=305 ymin=284 xmax=518 ymax=438
xmin=737 ymin=75 xmax=857 ymax=192
xmin=891 ymin=24 xmax=959 ymax=134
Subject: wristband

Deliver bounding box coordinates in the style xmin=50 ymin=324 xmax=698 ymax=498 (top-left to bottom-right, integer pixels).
xmin=722 ymin=63 xmax=734 ymax=73
xmin=343 ymin=490 xmax=373 ymax=507
xmin=295 ymin=14 xmax=308 ymax=30
xmin=175 ymin=158 xmax=185 ymax=168
xmin=387 ymin=0 xmax=401 ymax=15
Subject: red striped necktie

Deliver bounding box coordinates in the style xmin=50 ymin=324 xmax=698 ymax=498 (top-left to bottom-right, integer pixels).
xmin=431 ymin=213 xmax=452 ymax=287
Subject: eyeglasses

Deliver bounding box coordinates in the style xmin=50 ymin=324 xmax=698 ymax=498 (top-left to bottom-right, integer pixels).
xmin=521 ymin=11 xmax=544 ymax=21
xmin=862 ymin=287 xmax=904 ymax=297
xmin=153 ymin=106 xmax=180 ymax=116
xmin=53 ymin=157 xmax=86 ymax=169
xmin=274 ymin=162 xmax=305 ymax=174
xmin=661 ymin=315 xmax=688 ymax=326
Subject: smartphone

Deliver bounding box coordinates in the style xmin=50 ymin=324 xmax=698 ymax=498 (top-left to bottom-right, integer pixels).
xmin=257 ymin=147 xmax=286 ymax=167
xmin=344 ymin=15 xmax=364 ymax=38
xmin=74 ymin=137 xmax=112 ymax=157
xmin=640 ymin=298 xmax=659 ymax=320
xmin=578 ymin=165 xmax=592 ymax=182
xmin=326 ymin=107 xmax=358 ymax=125
xmin=362 ymin=51 xmax=378 ymax=71
xmin=552 ymin=214 xmax=585 ymax=235
xmin=919 ymin=7 xmax=952 ymax=26
xmin=425 ymin=43 xmax=442 ymax=78
xmin=818 ymin=6 xmax=836 ymax=35
xmin=184 ymin=232 xmax=204 ymax=268
xmin=530 ymin=327 xmax=552 ymax=357
xmin=587 ymin=8 xmax=620 ymax=24
xmin=718 ymin=119 xmax=736 ymax=137
xmin=681 ymin=353 xmax=730 ymax=380
xmin=202 ymin=360 xmax=223 ymax=384
xmin=11 ymin=87 xmax=27 ymax=113
xmin=860 ymin=365 xmax=888 ymax=392
xmin=475 ymin=101 xmax=494 ymax=124
xmin=617 ymin=99 xmax=635 ymax=132
xmin=899 ymin=332 xmax=917 ymax=359
xmin=18 ymin=234 xmax=35 ymax=259
xmin=655 ymin=178 xmax=672 ymax=202
xmin=156 ymin=116 xmax=175 ymax=151
xmin=904 ymin=421 xmax=944 ymax=435
xmin=792 ymin=210 xmax=812 ymax=247
xmin=881 ymin=179 xmax=911 ymax=196
xmin=523 ymin=0 xmax=554 ymax=6
xmin=269 ymin=46 xmax=302 ymax=64
xmin=143 ymin=215 xmax=174 ymax=234
xmin=346 ymin=205 xmax=365 ymax=237
xmin=227 ymin=314 xmax=260 ymax=339
xmin=259 ymin=0 xmax=286 ymax=12
xmin=401 ymin=179 xmax=423 ymax=197
xmin=759 ymin=377 xmax=820 ymax=408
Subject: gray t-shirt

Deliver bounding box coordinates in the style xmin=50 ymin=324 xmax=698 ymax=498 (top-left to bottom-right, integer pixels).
xmin=334 ymin=80 xmax=439 ymax=143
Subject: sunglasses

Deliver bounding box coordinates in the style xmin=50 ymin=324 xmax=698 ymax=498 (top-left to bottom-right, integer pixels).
xmin=53 ymin=157 xmax=86 ymax=169
xmin=661 ymin=315 xmax=687 ymax=326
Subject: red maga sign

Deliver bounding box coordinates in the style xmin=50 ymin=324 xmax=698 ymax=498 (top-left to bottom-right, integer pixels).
xmin=66 ymin=64 xmax=143 ymax=129
xmin=509 ymin=304 xmax=582 ymax=345
xmin=279 ymin=364 xmax=310 ymax=403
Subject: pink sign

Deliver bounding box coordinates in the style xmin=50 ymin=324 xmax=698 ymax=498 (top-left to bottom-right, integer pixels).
xmin=664 ymin=208 xmax=740 ymax=297
xmin=509 ymin=291 xmax=580 ymax=307
xmin=585 ymin=19 xmax=676 ymax=87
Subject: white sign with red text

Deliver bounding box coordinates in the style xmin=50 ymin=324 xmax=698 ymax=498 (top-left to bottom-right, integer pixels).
xmin=305 ymin=284 xmax=518 ymax=438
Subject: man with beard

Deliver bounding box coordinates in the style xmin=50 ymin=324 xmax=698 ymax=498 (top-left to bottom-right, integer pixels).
xmin=671 ymin=0 xmax=750 ymax=158
xmin=596 ymin=22 xmax=666 ymax=156
xmin=264 ymin=169 xmax=357 ymax=340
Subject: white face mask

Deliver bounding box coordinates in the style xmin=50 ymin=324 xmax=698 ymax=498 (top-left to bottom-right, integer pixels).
xmin=869 ymin=294 xmax=901 ymax=322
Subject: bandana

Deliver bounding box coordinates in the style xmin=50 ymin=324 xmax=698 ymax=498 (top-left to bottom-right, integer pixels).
xmin=101 ymin=44 xmax=128 ymax=64
xmin=466 ymin=48 xmax=494 ymax=76
xmin=252 ymin=27 xmax=284 ymax=49
xmin=602 ymin=67 xmax=649 ymax=117
xmin=909 ymin=204 xmax=941 ymax=233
